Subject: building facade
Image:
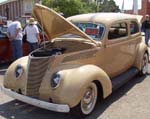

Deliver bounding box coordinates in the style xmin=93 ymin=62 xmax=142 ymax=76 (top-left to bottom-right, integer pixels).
xmin=125 ymin=0 xmax=150 ymax=21
xmin=0 ymin=0 xmax=41 ymax=20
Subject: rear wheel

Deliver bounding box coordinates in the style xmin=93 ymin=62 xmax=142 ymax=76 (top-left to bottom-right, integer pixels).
xmin=140 ymin=53 xmax=149 ymax=75
xmin=71 ymin=82 xmax=98 ymax=117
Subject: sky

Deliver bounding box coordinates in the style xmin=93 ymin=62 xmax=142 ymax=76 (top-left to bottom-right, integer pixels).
xmin=0 ymin=0 xmax=7 ymax=3
xmin=114 ymin=0 xmax=142 ymax=10
xmin=0 ymin=0 xmax=17 ymax=4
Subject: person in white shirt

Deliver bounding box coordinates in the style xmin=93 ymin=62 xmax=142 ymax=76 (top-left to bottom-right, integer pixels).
xmin=7 ymin=20 xmax=23 ymax=60
xmin=24 ymin=17 xmax=41 ymax=54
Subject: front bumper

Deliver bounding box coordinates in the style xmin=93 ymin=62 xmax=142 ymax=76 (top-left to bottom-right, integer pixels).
xmin=0 ymin=86 xmax=70 ymax=113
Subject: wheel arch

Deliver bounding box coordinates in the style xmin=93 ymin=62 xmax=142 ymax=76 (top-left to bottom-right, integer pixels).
xmin=134 ymin=42 xmax=149 ymax=70
xmin=93 ymin=80 xmax=104 ymax=100
xmin=73 ymin=65 xmax=112 ymax=101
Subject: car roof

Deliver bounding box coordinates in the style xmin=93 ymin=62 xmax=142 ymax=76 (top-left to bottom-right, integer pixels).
xmin=67 ymin=13 xmax=139 ymax=24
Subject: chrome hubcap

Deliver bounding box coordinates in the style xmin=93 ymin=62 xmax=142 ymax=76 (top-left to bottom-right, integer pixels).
xmin=142 ymin=53 xmax=148 ymax=74
xmin=83 ymin=89 xmax=92 ymax=104
xmin=81 ymin=83 xmax=97 ymax=115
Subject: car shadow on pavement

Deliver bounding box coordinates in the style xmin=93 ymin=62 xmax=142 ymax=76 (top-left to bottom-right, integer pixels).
xmin=0 ymin=75 xmax=146 ymax=119
xmin=0 ymin=100 xmax=78 ymax=119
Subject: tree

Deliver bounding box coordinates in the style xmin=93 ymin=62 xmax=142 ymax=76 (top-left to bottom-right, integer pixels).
xmin=42 ymin=0 xmax=120 ymax=17
xmin=42 ymin=0 xmax=53 ymax=7
xmin=42 ymin=0 xmax=82 ymax=17
xmin=80 ymin=1 xmax=97 ymax=13
xmin=52 ymin=0 xmax=82 ymax=17
xmin=98 ymin=0 xmax=120 ymax=12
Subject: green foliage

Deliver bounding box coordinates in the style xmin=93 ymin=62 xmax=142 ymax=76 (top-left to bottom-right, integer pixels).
xmin=42 ymin=0 xmax=120 ymax=17
xmin=52 ymin=0 xmax=82 ymax=17
xmin=98 ymin=0 xmax=120 ymax=12
xmin=80 ymin=2 xmax=97 ymax=13
xmin=42 ymin=0 xmax=81 ymax=17
xmin=42 ymin=0 xmax=53 ymax=7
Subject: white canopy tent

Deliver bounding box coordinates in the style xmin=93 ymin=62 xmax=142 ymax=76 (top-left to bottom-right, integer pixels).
xmin=0 ymin=0 xmax=17 ymax=6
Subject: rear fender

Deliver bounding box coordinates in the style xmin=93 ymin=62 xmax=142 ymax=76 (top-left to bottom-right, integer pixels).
xmin=134 ymin=42 xmax=148 ymax=70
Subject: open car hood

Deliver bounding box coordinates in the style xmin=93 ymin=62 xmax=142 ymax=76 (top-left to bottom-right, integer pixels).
xmin=33 ymin=4 xmax=95 ymax=43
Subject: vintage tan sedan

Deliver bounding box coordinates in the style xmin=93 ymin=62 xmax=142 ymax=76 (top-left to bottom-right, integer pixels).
xmin=0 ymin=4 xmax=149 ymax=116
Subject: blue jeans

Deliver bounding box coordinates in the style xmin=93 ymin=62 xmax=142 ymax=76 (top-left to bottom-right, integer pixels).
xmin=11 ymin=40 xmax=22 ymax=60
xmin=145 ymin=29 xmax=150 ymax=45
xmin=27 ymin=42 xmax=38 ymax=54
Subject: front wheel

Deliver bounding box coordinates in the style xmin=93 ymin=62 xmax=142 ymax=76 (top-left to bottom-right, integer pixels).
xmin=71 ymin=82 xmax=98 ymax=117
xmin=140 ymin=52 xmax=149 ymax=75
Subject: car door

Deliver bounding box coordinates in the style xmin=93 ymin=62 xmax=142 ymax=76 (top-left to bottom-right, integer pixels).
xmin=100 ymin=21 xmax=138 ymax=78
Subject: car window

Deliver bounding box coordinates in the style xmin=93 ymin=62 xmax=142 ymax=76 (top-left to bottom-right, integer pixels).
xmin=108 ymin=22 xmax=128 ymax=40
xmin=130 ymin=21 xmax=139 ymax=35
xmin=0 ymin=26 xmax=7 ymax=39
xmin=73 ymin=22 xmax=105 ymax=40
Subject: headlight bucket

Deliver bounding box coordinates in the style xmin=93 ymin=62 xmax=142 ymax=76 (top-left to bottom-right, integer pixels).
xmin=14 ymin=65 xmax=24 ymax=79
xmin=51 ymin=73 xmax=62 ymax=89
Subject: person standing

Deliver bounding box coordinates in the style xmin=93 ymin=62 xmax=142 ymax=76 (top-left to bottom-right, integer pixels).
xmin=24 ymin=17 xmax=41 ymax=54
xmin=142 ymin=14 xmax=150 ymax=46
xmin=7 ymin=20 xmax=23 ymax=60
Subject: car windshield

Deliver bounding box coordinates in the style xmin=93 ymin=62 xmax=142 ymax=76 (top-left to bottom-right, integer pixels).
xmin=73 ymin=22 xmax=105 ymax=40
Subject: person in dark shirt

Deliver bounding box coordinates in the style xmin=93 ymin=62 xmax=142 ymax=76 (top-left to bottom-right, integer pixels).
xmin=142 ymin=14 xmax=150 ymax=46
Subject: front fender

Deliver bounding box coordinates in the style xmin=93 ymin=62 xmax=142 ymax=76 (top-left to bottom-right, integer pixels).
xmin=51 ymin=65 xmax=112 ymax=108
xmin=4 ymin=56 xmax=29 ymax=94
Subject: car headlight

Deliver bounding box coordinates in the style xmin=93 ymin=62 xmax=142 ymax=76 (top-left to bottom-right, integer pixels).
xmin=51 ymin=73 xmax=62 ymax=89
xmin=15 ymin=65 xmax=24 ymax=79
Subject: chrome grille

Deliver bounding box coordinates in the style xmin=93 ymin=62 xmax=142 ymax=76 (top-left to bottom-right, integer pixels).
xmin=26 ymin=57 xmax=49 ymax=98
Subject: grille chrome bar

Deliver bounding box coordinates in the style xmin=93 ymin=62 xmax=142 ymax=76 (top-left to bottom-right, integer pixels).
xmin=26 ymin=57 xmax=49 ymax=98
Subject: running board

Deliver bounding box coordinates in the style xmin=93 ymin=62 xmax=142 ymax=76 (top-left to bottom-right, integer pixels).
xmin=111 ymin=67 xmax=139 ymax=92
